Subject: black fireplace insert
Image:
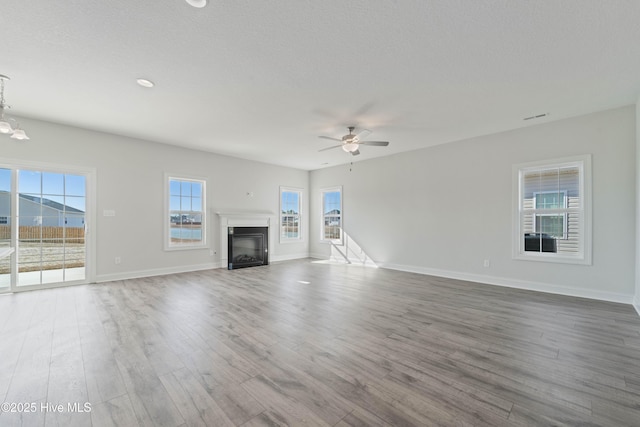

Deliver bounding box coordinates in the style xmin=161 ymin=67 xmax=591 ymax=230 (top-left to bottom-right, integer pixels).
xmin=228 ymin=226 xmax=268 ymax=270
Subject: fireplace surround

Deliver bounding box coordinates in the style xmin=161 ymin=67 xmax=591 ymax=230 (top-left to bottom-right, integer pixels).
xmin=217 ymin=211 xmax=273 ymax=270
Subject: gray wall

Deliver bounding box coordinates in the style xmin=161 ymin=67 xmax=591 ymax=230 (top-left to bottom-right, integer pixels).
xmin=310 ymin=106 xmax=636 ymax=302
xmin=636 ymin=98 xmax=640 ymax=313
xmin=1 ymin=117 xmax=309 ymax=282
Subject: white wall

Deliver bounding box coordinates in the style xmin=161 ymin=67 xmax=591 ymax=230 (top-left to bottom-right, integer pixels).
xmin=635 ymin=99 xmax=640 ymax=314
xmin=1 ymin=116 xmax=309 ymax=282
xmin=311 ymin=106 xmax=636 ymax=303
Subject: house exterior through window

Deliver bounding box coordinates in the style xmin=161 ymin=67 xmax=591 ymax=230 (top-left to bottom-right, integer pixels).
xmin=533 ymin=191 xmax=568 ymax=239
xmin=321 ymin=186 xmax=342 ymax=244
xmin=280 ymin=187 xmax=302 ymax=242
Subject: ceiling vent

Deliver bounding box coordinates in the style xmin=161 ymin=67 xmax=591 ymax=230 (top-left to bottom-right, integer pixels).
xmin=524 ymin=113 xmax=548 ymax=121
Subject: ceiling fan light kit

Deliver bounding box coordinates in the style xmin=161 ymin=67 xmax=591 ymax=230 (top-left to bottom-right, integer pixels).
xmin=0 ymin=74 xmax=29 ymax=141
xmin=185 ymin=0 xmax=207 ymax=8
xmin=319 ymin=126 xmax=389 ymax=156
xmin=0 ymin=117 xmax=12 ymax=134
xmin=136 ymin=78 xmax=155 ymax=88
xmin=342 ymin=142 xmax=359 ymax=153
xmin=10 ymin=127 xmax=29 ymax=140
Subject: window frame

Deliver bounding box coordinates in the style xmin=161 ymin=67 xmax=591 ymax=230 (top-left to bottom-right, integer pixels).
xmin=512 ymin=155 xmax=592 ymax=265
xmin=320 ymin=186 xmax=343 ymax=245
xmin=279 ymin=186 xmax=303 ymax=243
xmin=164 ymin=173 xmax=208 ymax=251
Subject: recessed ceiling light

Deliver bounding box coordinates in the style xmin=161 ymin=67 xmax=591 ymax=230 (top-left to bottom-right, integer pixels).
xmin=185 ymin=0 xmax=207 ymax=8
xmin=136 ymin=78 xmax=154 ymax=88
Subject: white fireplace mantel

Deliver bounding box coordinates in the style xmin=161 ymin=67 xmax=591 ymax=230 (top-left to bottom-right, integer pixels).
xmin=216 ymin=211 xmax=275 ymax=268
xmin=217 ymin=211 xmax=273 ymax=227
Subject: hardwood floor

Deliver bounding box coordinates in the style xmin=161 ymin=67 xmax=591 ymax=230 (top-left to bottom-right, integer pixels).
xmin=1 ymin=258 xmax=640 ymax=426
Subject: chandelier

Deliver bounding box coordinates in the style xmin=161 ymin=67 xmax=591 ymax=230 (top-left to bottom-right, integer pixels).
xmin=0 ymin=74 xmax=29 ymax=140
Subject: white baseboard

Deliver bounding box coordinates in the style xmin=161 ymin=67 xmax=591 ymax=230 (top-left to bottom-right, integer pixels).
xmin=95 ymin=262 xmax=220 ymax=283
xmin=633 ymin=294 xmax=640 ymax=316
xmin=309 ymin=252 xmax=329 ymax=260
xmin=270 ymin=253 xmax=310 ymax=263
xmin=382 ymin=262 xmax=633 ymax=304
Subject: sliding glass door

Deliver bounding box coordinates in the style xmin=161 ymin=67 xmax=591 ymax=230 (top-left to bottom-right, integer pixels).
xmin=0 ymin=164 xmax=93 ymax=292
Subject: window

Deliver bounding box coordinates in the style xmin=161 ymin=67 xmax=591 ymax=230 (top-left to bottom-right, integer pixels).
xmin=321 ymin=186 xmax=342 ymax=243
xmin=513 ymin=155 xmax=591 ymax=264
xmin=280 ymin=187 xmax=302 ymax=242
xmin=166 ymin=175 xmax=206 ymax=250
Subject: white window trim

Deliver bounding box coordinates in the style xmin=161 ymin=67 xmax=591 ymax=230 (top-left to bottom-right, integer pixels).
xmin=164 ymin=173 xmax=208 ymax=251
xmin=320 ymin=186 xmax=343 ymax=245
xmin=279 ymin=186 xmax=303 ymax=244
xmin=512 ymin=155 xmax=592 ymax=265
xmin=532 ymin=190 xmax=568 ymax=239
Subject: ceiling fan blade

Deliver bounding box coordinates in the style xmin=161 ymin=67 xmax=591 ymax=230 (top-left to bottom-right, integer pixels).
xmin=360 ymin=141 xmax=389 ymax=146
xmin=318 ymin=135 xmax=341 ymax=142
xmin=355 ymin=129 xmax=371 ymax=140
xmin=350 ymin=149 xmax=361 ymax=156
xmin=318 ymin=145 xmax=342 ymax=152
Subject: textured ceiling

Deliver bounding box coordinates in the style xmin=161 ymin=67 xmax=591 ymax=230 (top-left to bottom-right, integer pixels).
xmin=3 ymin=1 xmax=640 ymax=170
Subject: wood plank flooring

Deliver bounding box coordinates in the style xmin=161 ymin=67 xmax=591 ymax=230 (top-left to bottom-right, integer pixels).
xmin=1 ymin=259 xmax=640 ymax=426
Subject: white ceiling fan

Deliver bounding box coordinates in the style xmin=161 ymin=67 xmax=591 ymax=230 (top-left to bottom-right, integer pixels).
xmin=318 ymin=126 xmax=389 ymax=156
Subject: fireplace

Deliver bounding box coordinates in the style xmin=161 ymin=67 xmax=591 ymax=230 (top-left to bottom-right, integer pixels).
xmin=228 ymin=226 xmax=269 ymax=270
xmin=217 ymin=212 xmax=273 ymax=270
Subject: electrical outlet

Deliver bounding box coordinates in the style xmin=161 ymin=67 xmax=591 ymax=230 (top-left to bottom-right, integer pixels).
xmin=483 ymin=259 xmax=490 ymax=268
xmin=115 ymin=257 xmax=121 ymax=265
xmin=209 ymin=250 xmax=214 ymax=256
